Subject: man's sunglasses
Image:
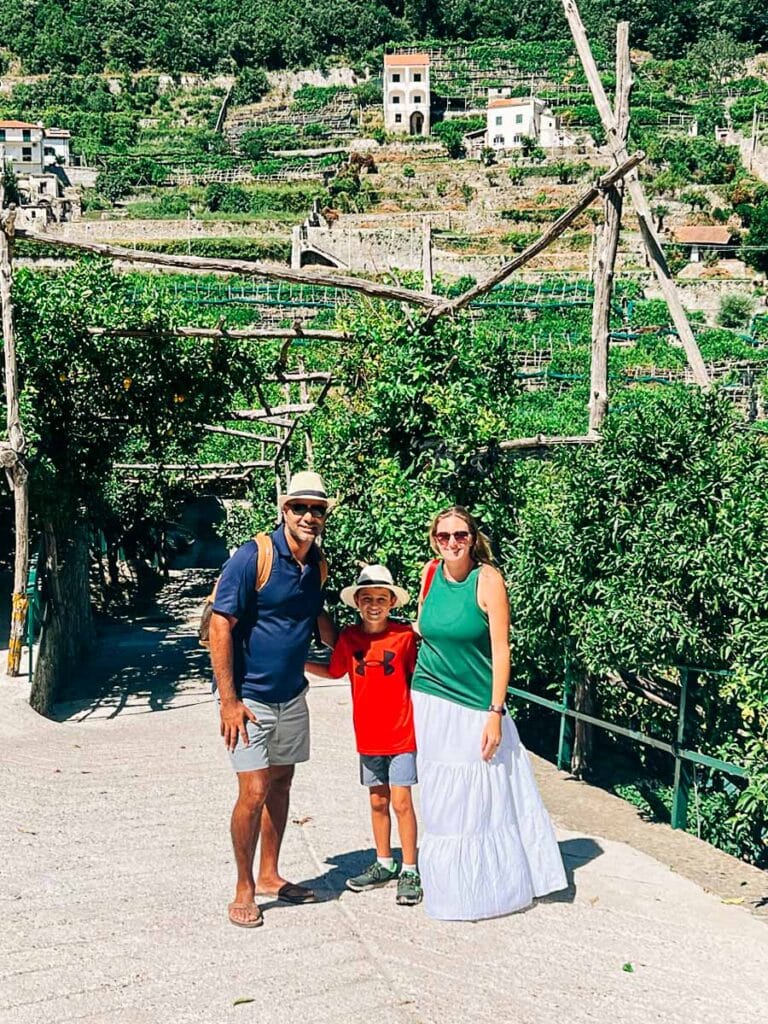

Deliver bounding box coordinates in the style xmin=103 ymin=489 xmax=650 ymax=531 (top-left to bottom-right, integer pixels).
xmin=434 ymin=530 xmax=470 ymax=545
xmin=286 ymin=502 xmax=328 ymax=519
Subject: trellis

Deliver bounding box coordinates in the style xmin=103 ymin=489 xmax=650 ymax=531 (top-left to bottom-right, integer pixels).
xmin=1 ymin=2 xmax=712 ymax=675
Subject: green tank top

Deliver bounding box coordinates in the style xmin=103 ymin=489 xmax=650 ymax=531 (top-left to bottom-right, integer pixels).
xmin=411 ymin=564 xmax=493 ymax=711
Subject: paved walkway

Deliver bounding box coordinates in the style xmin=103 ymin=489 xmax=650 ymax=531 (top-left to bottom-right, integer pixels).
xmin=2 ymin=571 xmax=767 ymax=1024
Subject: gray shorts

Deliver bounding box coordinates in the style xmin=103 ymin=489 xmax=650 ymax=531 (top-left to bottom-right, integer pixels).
xmin=359 ymin=751 xmax=418 ymax=788
xmin=219 ymin=689 xmax=310 ymax=773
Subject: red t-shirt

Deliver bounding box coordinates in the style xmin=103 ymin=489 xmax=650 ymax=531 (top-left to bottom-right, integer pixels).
xmin=328 ymin=622 xmax=417 ymax=755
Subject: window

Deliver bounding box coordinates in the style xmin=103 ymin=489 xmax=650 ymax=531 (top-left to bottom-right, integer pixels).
xmin=22 ymin=147 xmax=32 ymax=161
xmin=493 ymin=135 xmax=504 ymax=145
xmin=392 ymin=95 xmax=400 ymax=104
xmin=413 ymin=94 xmax=422 ymax=104
xmin=392 ymin=73 xmax=401 ymax=83
xmin=495 ymin=116 xmax=502 ymax=126
xmin=22 ymin=129 xmax=31 ymax=142
xmin=0 ymin=129 xmax=5 ymax=141
xmin=413 ymin=72 xmax=422 ymax=82
xmin=515 ymin=113 xmax=523 ymax=124
xmin=395 ymin=113 xmax=402 ymax=123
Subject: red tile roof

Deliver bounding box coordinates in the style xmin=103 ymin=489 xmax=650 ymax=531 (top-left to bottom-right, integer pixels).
xmin=0 ymin=120 xmax=42 ymax=129
xmin=385 ymin=53 xmax=430 ymax=67
xmin=487 ymin=97 xmax=533 ymax=108
xmin=673 ymin=226 xmax=733 ymax=245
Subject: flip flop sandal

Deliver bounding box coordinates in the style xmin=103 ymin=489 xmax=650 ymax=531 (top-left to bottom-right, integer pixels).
xmin=275 ymin=882 xmax=317 ymax=904
xmin=228 ymin=901 xmax=264 ymax=928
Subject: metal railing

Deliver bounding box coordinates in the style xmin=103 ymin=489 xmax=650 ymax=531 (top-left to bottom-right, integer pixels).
xmin=25 ymin=537 xmax=46 ymax=683
xmin=508 ymin=665 xmax=748 ymax=830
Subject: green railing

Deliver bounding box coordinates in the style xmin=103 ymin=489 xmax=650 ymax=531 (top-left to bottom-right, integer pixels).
xmin=508 ymin=665 xmax=748 ymax=831
xmin=25 ymin=538 xmax=46 ymax=683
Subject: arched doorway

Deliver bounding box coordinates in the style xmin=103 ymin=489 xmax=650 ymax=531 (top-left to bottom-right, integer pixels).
xmin=410 ymin=111 xmax=424 ymax=136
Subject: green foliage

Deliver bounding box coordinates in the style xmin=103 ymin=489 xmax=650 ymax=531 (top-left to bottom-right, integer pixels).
xmin=95 ymin=157 xmax=169 ymax=203
xmin=292 ymin=84 xmax=349 ymax=111
xmin=401 ymin=164 xmax=416 ymax=179
xmin=743 ymin=202 xmax=768 ymax=273
xmin=432 ymin=121 xmax=466 ymax=159
xmin=203 ymin=181 xmax=326 ymax=215
xmin=131 ymin=236 xmax=291 ymax=262
xmin=232 ymin=68 xmax=270 ymax=106
xmin=646 ymin=138 xmax=740 ymax=185
xmin=717 ymin=293 xmax=755 ymax=329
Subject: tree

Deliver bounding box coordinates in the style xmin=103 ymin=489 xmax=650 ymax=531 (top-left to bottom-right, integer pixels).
xmin=432 ymin=121 xmax=466 ymax=159
xmin=742 ymin=200 xmax=768 ymax=272
xmin=688 ymin=32 xmax=753 ymax=96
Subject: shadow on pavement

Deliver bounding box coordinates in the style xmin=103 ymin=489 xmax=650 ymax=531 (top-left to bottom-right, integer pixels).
xmin=540 ymin=836 xmax=604 ymax=904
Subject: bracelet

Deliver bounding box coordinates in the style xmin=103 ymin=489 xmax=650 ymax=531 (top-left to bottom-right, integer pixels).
xmin=488 ymin=703 xmax=506 ymax=716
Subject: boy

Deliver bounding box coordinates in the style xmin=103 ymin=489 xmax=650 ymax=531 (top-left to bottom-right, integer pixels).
xmin=307 ymin=564 xmax=422 ymax=906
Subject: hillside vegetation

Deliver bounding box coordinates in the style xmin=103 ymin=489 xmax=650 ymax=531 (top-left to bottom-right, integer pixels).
xmin=0 ymin=0 xmax=767 ymax=74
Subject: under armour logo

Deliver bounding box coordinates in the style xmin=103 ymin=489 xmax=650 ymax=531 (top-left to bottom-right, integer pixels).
xmin=353 ymin=650 xmax=395 ymax=676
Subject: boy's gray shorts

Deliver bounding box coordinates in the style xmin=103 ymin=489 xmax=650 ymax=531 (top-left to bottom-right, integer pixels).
xmin=359 ymin=751 xmax=418 ymax=787
xmin=218 ymin=689 xmax=310 ymax=773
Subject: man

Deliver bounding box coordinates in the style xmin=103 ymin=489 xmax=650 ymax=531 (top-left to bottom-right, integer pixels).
xmin=209 ymin=471 xmax=335 ymax=928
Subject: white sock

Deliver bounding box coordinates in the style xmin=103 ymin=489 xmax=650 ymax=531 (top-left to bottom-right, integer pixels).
xmin=402 ymin=863 xmax=417 ymax=875
xmin=377 ymin=857 xmax=395 ymax=870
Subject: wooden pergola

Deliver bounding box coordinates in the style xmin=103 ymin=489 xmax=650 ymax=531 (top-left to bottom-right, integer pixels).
xmin=1 ymin=1 xmax=710 ymax=675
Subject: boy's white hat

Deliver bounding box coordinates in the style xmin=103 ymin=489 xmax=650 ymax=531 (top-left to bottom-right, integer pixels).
xmin=278 ymin=470 xmax=336 ymax=510
xmin=340 ymin=564 xmax=410 ymax=609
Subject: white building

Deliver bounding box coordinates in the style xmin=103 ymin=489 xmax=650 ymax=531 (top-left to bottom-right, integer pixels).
xmin=486 ymin=96 xmax=575 ymax=153
xmin=383 ymin=53 xmax=430 ymax=137
xmin=0 ymin=120 xmax=45 ymax=175
xmin=43 ymin=127 xmax=71 ymax=167
xmin=0 ymin=120 xmax=72 ymax=174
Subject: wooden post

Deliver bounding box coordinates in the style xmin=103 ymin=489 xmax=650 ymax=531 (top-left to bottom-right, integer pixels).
xmin=1 ymin=191 xmax=30 ymax=676
xmin=422 ymin=217 xmax=434 ymax=295
xmin=298 ymin=359 xmax=315 ymax=470
xmin=561 ymin=0 xmax=710 ymax=388
xmin=588 ymin=21 xmax=631 ymax=435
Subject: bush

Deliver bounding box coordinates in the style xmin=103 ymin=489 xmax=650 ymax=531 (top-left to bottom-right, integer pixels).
xmin=232 ymin=67 xmax=270 ymax=106
xmin=717 ymin=293 xmax=755 ymax=328
xmin=402 ymin=165 xmax=415 ymax=179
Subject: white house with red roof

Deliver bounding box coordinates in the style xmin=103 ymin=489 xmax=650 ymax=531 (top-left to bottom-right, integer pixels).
xmin=383 ymin=53 xmax=430 ymax=136
xmin=0 ymin=120 xmax=71 ymax=174
xmin=486 ymin=94 xmax=575 ymax=153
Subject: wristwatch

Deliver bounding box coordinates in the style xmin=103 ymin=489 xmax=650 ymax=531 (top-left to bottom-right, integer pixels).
xmin=488 ymin=703 xmax=506 ymax=716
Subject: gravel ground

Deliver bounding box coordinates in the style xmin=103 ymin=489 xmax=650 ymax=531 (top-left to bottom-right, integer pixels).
xmin=1 ymin=570 xmax=766 ymax=1024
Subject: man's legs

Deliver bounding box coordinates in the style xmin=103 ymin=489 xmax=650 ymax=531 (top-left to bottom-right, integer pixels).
xmin=230 ymin=768 xmax=270 ymax=925
xmin=256 ymin=764 xmax=294 ymax=891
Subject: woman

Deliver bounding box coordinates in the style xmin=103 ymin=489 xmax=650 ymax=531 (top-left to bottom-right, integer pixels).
xmin=411 ymin=505 xmax=567 ymax=920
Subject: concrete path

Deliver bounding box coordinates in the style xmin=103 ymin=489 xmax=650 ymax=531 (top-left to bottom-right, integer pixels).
xmin=2 ymin=571 xmax=767 ymax=1024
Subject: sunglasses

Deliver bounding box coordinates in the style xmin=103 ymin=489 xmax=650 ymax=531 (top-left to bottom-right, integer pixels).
xmin=286 ymin=502 xmax=327 ymax=519
xmin=434 ymin=530 xmax=471 ymax=545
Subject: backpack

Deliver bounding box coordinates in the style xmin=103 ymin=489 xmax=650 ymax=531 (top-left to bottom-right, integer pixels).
xmin=198 ymin=532 xmax=328 ymax=647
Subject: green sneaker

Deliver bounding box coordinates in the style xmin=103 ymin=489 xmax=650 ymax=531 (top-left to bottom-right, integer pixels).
xmin=396 ymin=870 xmax=423 ymax=906
xmin=346 ymin=861 xmax=400 ymax=892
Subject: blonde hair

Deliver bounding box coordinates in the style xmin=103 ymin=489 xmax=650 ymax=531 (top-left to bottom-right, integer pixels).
xmin=428 ymin=506 xmax=495 ymax=565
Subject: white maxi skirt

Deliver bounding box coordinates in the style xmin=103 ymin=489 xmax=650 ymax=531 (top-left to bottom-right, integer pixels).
xmin=412 ymin=689 xmax=568 ymax=920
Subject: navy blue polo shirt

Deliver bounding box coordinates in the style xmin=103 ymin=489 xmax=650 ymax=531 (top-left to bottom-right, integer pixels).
xmin=212 ymin=526 xmax=325 ymax=704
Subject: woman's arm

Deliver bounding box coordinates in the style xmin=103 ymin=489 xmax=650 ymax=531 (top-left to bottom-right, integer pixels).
xmin=478 ymin=564 xmax=511 ymax=761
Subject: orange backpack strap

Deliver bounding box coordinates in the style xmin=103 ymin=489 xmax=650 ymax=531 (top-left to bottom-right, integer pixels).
xmin=318 ymin=552 xmax=328 ymax=589
xmin=253 ymin=532 xmax=274 ymax=591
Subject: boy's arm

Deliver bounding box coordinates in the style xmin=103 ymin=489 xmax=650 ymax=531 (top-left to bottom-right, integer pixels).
xmin=305 ymin=627 xmax=348 ymax=681
xmin=305 ymin=661 xmax=334 ymax=679
xmin=316 ymin=609 xmax=336 ymax=647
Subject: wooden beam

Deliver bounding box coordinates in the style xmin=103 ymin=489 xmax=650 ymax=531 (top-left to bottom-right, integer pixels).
xmin=202 ymin=424 xmax=284 ymax=444
xmin=588 ymin=21 xmax=631 ymax=435
xmin=428 ymin=152 xmax=644 ymax=319
xmin=225 ymin=403 xmax=315 ymax=420
xmin=15 ymin=228 xmax=440 ymax=310
xmin=497 ymin=434 xmax=601 ymax=452
xmin=113 ymin=461 xmax=274 ymax=472
xmin=561 ymin=0 xmax=710 ymax=389
xmin=86 ymin=326 xmax=350 ymax=341
xmin=1 ymin=200 xmax=30 ymax=677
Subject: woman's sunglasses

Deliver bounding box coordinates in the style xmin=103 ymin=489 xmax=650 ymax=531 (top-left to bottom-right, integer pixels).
xmin=434 ymin=530 xmax=470 ymax=546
